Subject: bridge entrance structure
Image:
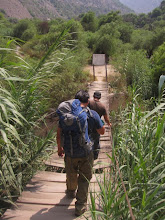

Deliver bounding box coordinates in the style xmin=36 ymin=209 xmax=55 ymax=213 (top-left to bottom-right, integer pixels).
xmin=92 ymin=54 xmax=108 ymax=81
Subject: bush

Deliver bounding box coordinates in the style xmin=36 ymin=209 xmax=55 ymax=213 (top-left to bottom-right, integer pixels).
xmin=12 ymin=20 xmax=29 ymax=39
xmin=113 ymin=49 xmax=153 ymax=99
xmin=151 ymin=42 xmax=165 ymax=96
xmin=21 ymin=28 xmax=35 ymax=41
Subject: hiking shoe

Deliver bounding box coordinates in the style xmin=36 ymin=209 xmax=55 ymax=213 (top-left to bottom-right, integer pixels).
xmin=65 ymin=190 xmax=76 ymax=199
xmin=75 ymin=208 xmax=86 ymax=217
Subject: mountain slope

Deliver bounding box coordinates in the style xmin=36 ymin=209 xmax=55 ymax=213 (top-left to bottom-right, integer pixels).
xmin=120 ymin=0 xmax=162 ymax=13
xmin=47 ymin=0 xmax=133 ymax=18
xmin=0 ymin=0 xmax=32 ymax=19
xmin=0 ymin=0 xmax=133 ymax=20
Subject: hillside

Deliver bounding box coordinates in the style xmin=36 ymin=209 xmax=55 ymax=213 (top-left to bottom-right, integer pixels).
xmin=120 ymin=0 xmax=162 ymax=13
xmin=0 ymin=0 xmax=133 ymax=20
xmin=0 ymin=0 xmax=32 ymax=19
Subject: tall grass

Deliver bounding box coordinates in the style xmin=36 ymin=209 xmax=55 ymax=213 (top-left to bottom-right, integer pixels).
xmin=88 ymin=90 xmax=165 ymax=219
xmin=0 ymin=26 xmax=73 ymax=214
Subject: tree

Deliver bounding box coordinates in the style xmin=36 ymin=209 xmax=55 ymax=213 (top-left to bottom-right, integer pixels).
xmin=150 ymin=8 xmax=161 ymax=18
xmin=37 ymin=21 xmax=50 ymax=34
xmin=131 ymin=29 xmax=154 ymax=57
xmin=136 ymin=13 xmax=150 ymax=28
xmin=94 ymin=23 xmax=120 ymax=56
xmin=160 ymin=0 xmax=165 ymax=10
xmin=122 ymin=13 xmax=138 ymax=25
xmin=152 ymin=27 xmax=165 ymax=51
xmin=12 ymin=20 xmax=29 ymax=39
xmin=66 ymin=19 xmax=83 ymax=40
xmin=81 ymin=11 xmax=98 ymax=32
xmin=117 ymin=22 xmax=133 ymax=43
xmin=98 ymin=11 xmax=121 ymax=27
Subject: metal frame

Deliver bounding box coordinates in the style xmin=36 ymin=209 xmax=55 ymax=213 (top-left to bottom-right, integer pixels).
xmin=92 ymin=54 xmax=107 ymax=81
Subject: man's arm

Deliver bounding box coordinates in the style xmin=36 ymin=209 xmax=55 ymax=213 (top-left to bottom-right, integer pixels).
xmin=104 ymin=114 xmax=111 ymax=127
xmin=96 ymin=126 xmax=105 ymax=135
xmin=92 ymin=110 xmax=105 ymax=135
xmin=56 ymin=127 xmax=64 ymax=157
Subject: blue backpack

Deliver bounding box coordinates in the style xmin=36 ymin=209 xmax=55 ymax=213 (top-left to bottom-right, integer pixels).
xmin=56 ymin=99 xmax=93 ymax=157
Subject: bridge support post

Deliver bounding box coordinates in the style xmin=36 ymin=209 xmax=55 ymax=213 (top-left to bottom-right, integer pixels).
xmin=93 ymin=65 xmax=95 ymax=80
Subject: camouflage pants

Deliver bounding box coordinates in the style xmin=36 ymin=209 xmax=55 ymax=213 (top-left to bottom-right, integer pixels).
xmin=64 ymin=151 xmax=94 ymax=212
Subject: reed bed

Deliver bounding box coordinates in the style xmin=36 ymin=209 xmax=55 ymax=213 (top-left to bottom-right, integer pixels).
xmin=88 ymin=92 xmax=165 ymax=219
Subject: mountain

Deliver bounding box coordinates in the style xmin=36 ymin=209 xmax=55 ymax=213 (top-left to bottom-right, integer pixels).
xmin=120 ymin=0 xmax=162 ymax=13
xmin=0 ymin=0 xmax=133 ymax=20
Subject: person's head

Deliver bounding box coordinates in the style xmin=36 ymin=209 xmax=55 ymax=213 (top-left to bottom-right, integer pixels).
xmin=93 ymin=91 xmax=101 ymax=99
xmin=75 ymin=90 xmax=89 ymax=104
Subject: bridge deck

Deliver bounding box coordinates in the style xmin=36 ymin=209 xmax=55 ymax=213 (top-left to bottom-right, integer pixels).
xmin=1 ymin=66 xmax=112 ymax=220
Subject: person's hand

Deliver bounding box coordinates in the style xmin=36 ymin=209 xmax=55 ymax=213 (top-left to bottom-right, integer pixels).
xmin=101 ymin=119 xmax=105 ymax=125
xmin=58 ymin=147 xmax=64 ymax=157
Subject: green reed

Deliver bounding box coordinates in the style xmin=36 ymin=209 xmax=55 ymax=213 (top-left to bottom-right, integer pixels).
xmin=88 ymin=90 xmax=165 ymax=219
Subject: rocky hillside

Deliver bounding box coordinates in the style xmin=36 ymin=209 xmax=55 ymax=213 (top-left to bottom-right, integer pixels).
xmin=0 ymin=0 xmax=133 ymax=20
xmin=0 ymin=0 xmax=32 ymax=19
xmin=120 ymin=0 xmax=162 ymax=13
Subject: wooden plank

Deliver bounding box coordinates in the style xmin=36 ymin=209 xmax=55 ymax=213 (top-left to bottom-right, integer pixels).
xmin=17 ymin=193 xmax=76 ymax=206
xmin=45 ymin=161 xmax=110 ymax=170
xmin=17 ymin=186 xmax=100 ymax=206
xmin=32 ymin=171 xmax=101 ymax=183
xmin=2 ymin=204 xmax=93 ymax=220
xmin=1 ymin=204 xmax=91 ymax=220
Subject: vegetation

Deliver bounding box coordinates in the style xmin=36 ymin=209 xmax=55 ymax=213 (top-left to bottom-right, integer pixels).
xmin=89 ymin=91 xmax=165 ymax=219
xmin=0 ymin=0 xmax=165 ymax=218
xmin=0 ymin=19 xmax=90 ymax=215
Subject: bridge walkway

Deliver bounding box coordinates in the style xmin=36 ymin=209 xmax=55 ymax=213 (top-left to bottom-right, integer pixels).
xmin=1 ymin=66 xmax=112 ymax=220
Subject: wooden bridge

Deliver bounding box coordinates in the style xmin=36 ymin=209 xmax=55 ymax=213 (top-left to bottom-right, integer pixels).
xmin=1 ymin=65 xmax=112 ymax=220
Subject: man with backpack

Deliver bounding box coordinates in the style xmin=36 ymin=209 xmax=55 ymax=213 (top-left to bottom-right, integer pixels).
xmin=56 ymin=90 xmax=105 ymax=217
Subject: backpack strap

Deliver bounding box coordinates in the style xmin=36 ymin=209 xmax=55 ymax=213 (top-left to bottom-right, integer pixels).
xmin=68 ymin=131 xmax=73 ymax=156
xmin=77 ymin=107 xmax=93 ymax=148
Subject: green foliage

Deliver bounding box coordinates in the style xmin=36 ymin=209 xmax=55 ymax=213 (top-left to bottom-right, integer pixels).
xmin=89 ymin=94 xmax=165 ymax=219
xmin=81 ymin=11 xmax=98 ymax=32
xmin=112 ymin=92 xmax=165 ymax=219
xmin=0 ymin=24 xmax=88 ymax=213
xmin=117 ymin=22 xmax=133 ymax=43
xmin=0 ymin=12 xmax=5 ymax=20
xmin=98 ymin=11 xmax=121 ymax=27
xmin=93 ymin=22 xmax=120 ymax=56
xmin=152 ymin=42 xmax=165 ymax=95
xmin=131 ymin=29 xmax=154 ymax=56
xmin=122 ymin=13 xmax=138 ymax=24
xmin=21 ymin=28 xmax=35 ymax=41
xmin=113 ymin=49 xmax=153 ymax=99
xmin=0 ymin=15 xmax=13 ymax=37
xmin=66 ymin=19 xmax=83 ymax=41
xmin=84 ymin=31 xmax=97 ymax=51
xmin=37 ymin=21 xmax=50 ymax=34
xmin=43 ymin=45 xmax=90 ymax=108
xmin=1 ymin=6 xmax=165 ymax=215
xmin=94 ymin=34 xmax=116 ymax=56
xmin=12 ymin=19 xmax=38 ymax=41
xmin=150 ymin=8 xmax=161 ymax=18
xmin=152 ymin=27 xmax=165 ymax=51
xmin=89 ymin=171 xmax=127 ymax=219
xmin=0 ymin=67 xmax=55 ymax=212
xmin=88 ymin=92 xmax=165 ymax=219
xmin=12 ymin=20 xmax=29 ymax=39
